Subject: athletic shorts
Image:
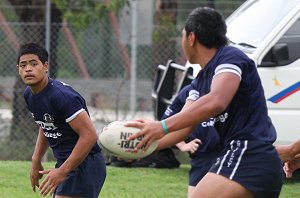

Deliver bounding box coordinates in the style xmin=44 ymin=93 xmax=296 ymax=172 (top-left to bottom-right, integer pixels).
xmin=209 ymin=140 xmax=283 ymax=198
xmin=55 ymin=152 xmax=106 ymax=198
xmin=189 ymin=152 xmax=220 ymax=186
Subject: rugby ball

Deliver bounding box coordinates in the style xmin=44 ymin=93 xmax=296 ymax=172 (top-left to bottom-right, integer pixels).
xmin=99 ymin=121 xmax=158 ymax=159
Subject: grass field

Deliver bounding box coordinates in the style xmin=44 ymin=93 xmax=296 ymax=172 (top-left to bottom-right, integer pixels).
xmin=0 ymin=161 xmax=300 ymax=198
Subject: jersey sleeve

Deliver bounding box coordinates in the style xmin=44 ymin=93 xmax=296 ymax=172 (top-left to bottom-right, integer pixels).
xmin=213 ymin=63 xmax=242 ymax=80
xmin=53 ymin=86 xmax=87 ymax=123
xmin=213 ymin=46 xmax=256 ymax=81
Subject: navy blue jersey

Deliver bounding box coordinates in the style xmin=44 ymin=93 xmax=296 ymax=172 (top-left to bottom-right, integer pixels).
xmin=162 ymin=85 xmax=222 ymax=161
xmin=189 ymin=46 xmax=276 ymax=143
xmin=24 ymin=78 xmax=101 ymax=160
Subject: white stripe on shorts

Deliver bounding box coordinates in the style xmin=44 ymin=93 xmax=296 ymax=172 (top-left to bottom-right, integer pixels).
xmin=229 ymin=140 xmax=248 ymax=179
xmin=217 ymin=148 xmax=231 ymax=174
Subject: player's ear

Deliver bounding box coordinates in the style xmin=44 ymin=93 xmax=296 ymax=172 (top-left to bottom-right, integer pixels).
xmin=188 ymin=32 xmax=196 ymax=46
xmin=16 ymin=64 xmax=21 ymax=75
xmin=44 ymin=61 xmax=49 ymax=73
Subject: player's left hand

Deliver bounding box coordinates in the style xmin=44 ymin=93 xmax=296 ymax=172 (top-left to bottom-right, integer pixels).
xmin=38 ymin=168 xmax=67 ymax=197
xmin=180 ymin=138 xmax=202 ymax=153
xmin=30 ymin=161 xmax=44 ymax=192
xmin=283 ymin=155 xmax=300 ymax=178
xmin=126 ymin=119 xmax=165 ymax=151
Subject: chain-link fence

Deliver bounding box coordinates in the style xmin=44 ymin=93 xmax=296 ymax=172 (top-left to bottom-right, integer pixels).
xmin=0 ymin=0 xmax=245 ymax=160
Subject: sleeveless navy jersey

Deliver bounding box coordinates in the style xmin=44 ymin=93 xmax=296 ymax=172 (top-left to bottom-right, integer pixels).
xmin=24 ymin=78 xmax=101 ymax=160
xmin=189 ymin=46 xmax=277 ymax=143
xmin=161 ymin=84 xmax=222 ymax=160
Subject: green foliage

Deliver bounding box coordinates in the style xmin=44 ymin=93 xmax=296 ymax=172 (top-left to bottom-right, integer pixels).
xmin=153 ymin=15 xmax=179 ymax=42
xmin=53 ymin=0 xmax=129 ymax=29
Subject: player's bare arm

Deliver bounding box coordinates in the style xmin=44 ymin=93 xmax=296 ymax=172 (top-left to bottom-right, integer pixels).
xmin=39 ymin=110 xmax=98 ymax=196
xmin=277 ymin=139 xmax=300 ymax=162
xmin=126 ymin=98 xmax=196 ymax=150
xmin=128 ymin=72 xmax=240 ymax=150
xmin=173 ymin=99 xmax=202 ymax=153
xmin=167 ymin=72 xmax=240 ymax=132
xmin=156 ymin=100 xmax=196 ymax=150
xmin=60 ymin=110 xmax=98 ymax=172
xmin=30 ymin=128 xmax=48 ymax=192
xmin=157 ymin=127 xmax=194 ymax=150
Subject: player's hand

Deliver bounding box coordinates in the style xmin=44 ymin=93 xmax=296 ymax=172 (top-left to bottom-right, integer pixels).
xmin=283 ymin=156 xmax=300 ymax=178
xmin=276 ymin=144 xmax=294 ymax=162
xmin=126 ymin=119 xmax=165 ymax=151
xmin=30 ymin=161 xmax=44 ymax=192
xmin=178 ymin=138 xmax=202 ymax=153
xmin=39 ymin=168 xmax=67 ymax=197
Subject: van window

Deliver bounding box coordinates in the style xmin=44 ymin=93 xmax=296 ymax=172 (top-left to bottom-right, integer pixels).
xmin=226 ymin=0 xmax=299 ymax=51
xmin=260 ymin=17 xmax=300 ymax=67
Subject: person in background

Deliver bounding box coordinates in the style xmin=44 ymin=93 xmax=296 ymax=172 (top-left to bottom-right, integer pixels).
xmin=17 ymin=43 xmax=106 ymax=198
xmin=158 ymin=84 xmax=222 ymax=197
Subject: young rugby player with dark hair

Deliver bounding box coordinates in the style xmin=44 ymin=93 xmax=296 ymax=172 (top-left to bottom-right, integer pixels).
xmin=17 ymin=43 xmax=106 ymax=198
xmin=158 ymin=84 xmax=222 ymax=197
xmin=127 ymin=7 xmax=283 ymax=197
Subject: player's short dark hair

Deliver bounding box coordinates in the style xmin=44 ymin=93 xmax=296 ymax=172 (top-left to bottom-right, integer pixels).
xmin=17 ymin=43 xmax=48 ymax=64
xmin=184 ymin=7 xmax=228 ymax=48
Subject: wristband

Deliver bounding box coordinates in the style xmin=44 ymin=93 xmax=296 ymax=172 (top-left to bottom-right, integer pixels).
xmin=161 ymin=120 xmax=168 ymax=135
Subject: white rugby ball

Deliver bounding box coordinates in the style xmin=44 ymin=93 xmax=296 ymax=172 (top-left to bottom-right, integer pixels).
xmin=99 ymin=121 xmax=158 ymax=159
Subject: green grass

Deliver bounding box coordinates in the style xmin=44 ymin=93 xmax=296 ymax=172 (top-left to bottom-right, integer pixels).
xmin=0 ymin=161 xmax=299 ymax=198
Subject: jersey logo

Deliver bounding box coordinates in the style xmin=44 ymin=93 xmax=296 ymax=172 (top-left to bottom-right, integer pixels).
xmin=201 ymin=113 xmax=228 ymax=127
xmin=268 ymin=81 xmax=300 ymax=103
xmin=35 ymin=113 xmax=58 ymax=131
xmin=43 ymin=113 xmax=54 ymax=123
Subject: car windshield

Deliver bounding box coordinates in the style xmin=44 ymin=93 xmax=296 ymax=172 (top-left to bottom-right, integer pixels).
xmin=226 ymin=0 xmax=299 ymax=52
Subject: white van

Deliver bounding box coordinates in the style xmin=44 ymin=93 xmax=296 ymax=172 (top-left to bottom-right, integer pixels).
xmin=226 ymin=0 xmax=300 ymax=144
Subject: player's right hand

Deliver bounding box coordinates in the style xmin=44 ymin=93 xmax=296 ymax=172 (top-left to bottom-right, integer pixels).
xmin=126 ymin=119 xmax=165 ymax=151
xmin=30 ymin=161 xmax=44 ymax=192
xmin=39 ymin=168 xmax=67 ymax=197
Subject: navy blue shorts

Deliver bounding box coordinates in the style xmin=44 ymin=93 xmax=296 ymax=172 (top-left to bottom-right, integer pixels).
xmin=209 ymin=140 xmax=283 ymax=198
xmin=55 ymin=152 xmax=106 ymax=198
xmin=189 ymin=152 xmax=220 ymax=186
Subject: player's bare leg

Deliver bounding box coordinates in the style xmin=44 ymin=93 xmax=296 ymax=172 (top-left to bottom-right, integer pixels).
xmin=187 ymin=186 xmax=195 ymax=198
xmin=189 ymin=172 xmax=254 ymax=198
